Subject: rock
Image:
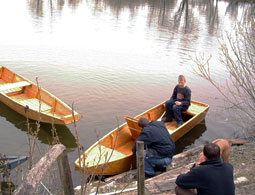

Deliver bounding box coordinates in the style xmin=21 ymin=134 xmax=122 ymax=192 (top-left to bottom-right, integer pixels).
xmin=235 ymin=177 xmax=249 ymax=184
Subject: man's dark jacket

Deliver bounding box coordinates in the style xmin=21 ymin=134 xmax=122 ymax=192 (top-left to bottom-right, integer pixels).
xmin=176 ymin=159 xmax=235 ymax=195
xmin=132 ymin=120 xmax=175 ymax=158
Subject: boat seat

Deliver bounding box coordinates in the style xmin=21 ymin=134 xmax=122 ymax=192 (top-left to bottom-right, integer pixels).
xmin=0 ymin=81 xmax=31 ymax=94
xmin=125 ymin=116 xmax=142 ymax=140
xmin=11 ymin=98 xmax=51 ymax=112
xmin=182 ymin=103 xmax=203 ymax=116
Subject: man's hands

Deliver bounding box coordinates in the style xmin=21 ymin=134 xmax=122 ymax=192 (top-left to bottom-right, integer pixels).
xmin=175 ymin=101 xmax=182 ymax=106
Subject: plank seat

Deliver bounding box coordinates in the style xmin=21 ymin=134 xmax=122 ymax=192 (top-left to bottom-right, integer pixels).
xmin=0 ymin=81 xmax=31 ymax=94
xmin=182 ymin=103 xmax=204 ymax=116
xmin=11 ymin=98 xmax=52 ymax=112
xmin=125 ymin=116 xmax=142 ymax=140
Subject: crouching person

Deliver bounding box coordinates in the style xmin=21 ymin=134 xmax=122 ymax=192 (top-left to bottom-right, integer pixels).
xmin=132 ymin=117 xmax=175 ymax=178
xmin=175 ymin=143 xmax=235 ymax=195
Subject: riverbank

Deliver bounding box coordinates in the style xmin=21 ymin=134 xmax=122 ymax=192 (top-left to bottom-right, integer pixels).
xmin=76 ymin=139 xmax=255 ymax=194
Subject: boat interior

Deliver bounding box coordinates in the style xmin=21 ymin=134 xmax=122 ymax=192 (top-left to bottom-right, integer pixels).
xmin=82 ymin=124 xmax=133 ymax=167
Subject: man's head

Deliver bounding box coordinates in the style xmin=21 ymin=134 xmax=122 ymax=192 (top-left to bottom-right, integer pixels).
xmin=178 ymin=75 xmax=186 ymax=88
xmin=203 ymin=143 xmax=220 ymax=161
xmin=138 ymin=117 xmax=150 ymax=128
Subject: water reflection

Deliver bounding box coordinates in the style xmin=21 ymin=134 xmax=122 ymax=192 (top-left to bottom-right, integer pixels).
xmin=197 ymin=0 xmax=219 ymax=34
xmin=22 ymin=0 xmax=253 ymax=77
xmin=0 ymin=102 xmax=77 ymax=149
xmin=173 ymin=0 xmax=191 ymax=33
xmin=27 ymin=0 xmax=82 ymax=17
xmin=26 ymin=0 xmax=254 ymax=27
xmin=226 ymin=0 xmax=255 ymax=19
xmin=28 ymin=0 xmax=44 ymax=17
xmin=28 ymin=0 xmax=59 ymax=19
xmin=175 ymin=119 xmax=207 ymax=154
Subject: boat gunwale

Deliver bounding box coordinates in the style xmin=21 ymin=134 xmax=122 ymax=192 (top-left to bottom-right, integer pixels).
xmin=169 ymin=101 xmax=210 ymax=133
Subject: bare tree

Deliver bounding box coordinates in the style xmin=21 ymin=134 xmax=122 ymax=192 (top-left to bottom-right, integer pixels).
xmin=193 ymin=14 xmax=255 ymax=131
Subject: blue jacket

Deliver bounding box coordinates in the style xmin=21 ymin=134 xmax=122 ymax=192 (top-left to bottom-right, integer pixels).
xmin=176 ymin=159 xmax=235 ymax=195
xmin=132 ymin=120 xmax=175 ymax=158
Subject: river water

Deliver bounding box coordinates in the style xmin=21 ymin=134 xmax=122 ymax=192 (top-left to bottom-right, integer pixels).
xmin=0 ymin=0 xmax=251 ymax=188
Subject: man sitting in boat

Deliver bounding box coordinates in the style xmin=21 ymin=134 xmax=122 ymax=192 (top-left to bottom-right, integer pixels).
xmin=132 ymin=118 xmax=175 ymax=178
xmin=163 ymin=75 xmax=191 ymax=127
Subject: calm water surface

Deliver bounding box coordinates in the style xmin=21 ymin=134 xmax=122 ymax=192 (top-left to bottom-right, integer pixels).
xmin=0 ymin=0 xmax=251 ymax=187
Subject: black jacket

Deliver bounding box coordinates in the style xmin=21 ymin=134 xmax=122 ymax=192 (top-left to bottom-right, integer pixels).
xmin=171 ymin=85 xmax=191 ymax=108
xmin=176 ymin=159 xmax=235 ymax=195
xmin=132 ymin=120 xmax=175 ymax=158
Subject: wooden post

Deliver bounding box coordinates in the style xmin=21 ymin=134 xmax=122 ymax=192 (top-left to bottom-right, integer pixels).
xmin=57 ymin=150 xmax=74 ymax=195
xmin=137 ymin=141 xmax=145 ymax=195
xmin=14 ymin=144 xmax=66 ymax=195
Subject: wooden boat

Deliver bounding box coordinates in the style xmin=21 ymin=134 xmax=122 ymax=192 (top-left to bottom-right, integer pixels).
xmin=0 ymin=66 xmax=80 ymax=125
xmin=74 ymin=100 xmax=209 ymax=175
xmin=0 ymin=156 xmax=27 ymax=173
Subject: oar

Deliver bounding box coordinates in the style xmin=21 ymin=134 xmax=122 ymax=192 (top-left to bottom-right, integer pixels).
xmin=157 ymin=111 xmax=166 ymax=121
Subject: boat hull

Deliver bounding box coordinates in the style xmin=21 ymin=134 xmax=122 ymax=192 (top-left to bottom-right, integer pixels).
xmin=75 ymin=100 xmax=209 ymax=175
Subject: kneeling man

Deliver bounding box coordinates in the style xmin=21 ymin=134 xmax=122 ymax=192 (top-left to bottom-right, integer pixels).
xmin=132 ymin=118 xmax=175 ymax=178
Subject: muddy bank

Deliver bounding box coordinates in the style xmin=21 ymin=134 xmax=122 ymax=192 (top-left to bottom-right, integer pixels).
xmin=76 ymin=140 xmax=255 ymax=194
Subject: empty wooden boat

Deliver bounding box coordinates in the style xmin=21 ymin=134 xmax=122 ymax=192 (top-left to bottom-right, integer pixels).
xmin=0 ymin=66 xmax=80 ymax=125
xmin=74 ymin=100 xmax=209 ymax=175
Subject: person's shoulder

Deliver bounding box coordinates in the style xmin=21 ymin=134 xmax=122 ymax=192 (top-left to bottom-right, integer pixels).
xmin=144 ymin=121 xmax=154 ymax=129
xmin=185 ymin=165 xmax=204 ymax=175
xmin=149 ymin=120 xmax=166 ymax=130
xmin=150 ymin=120 xmax=163 ymax=127
xmin=174 ymin=84 xmax=179 ymax=89
xmin=192 ymin=164 xmax=207 ymax=170
xmin=185 ymin=85 xmax=191 ymax=91
xmin=222 ymin=161 xmax=234 ymax=169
